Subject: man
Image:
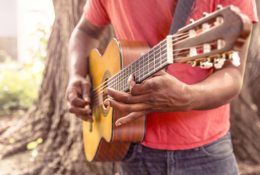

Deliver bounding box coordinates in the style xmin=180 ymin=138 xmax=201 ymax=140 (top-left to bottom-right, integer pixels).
xmin=66 ymin=0 xmax=258 ymax=174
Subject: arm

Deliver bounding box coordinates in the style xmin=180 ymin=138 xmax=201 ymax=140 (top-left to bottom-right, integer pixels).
xmin=189 ymin=35 xmax=251 ymax=110
xmin=106 ymin=30 xmax=252 ymax=126
xmin=66 ymin=15 xmax=105 ymax=121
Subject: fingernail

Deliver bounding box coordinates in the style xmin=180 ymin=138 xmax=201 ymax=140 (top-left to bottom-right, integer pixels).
xmin=83 ymin=97 xmax=90 ymax=102
xmin=116 ymin=122 xmax=122 ymax=126
xmin=104 ymin=99 xmax=110 ymax=107
xmin=107 ymin=88 xmax=115 ymax=92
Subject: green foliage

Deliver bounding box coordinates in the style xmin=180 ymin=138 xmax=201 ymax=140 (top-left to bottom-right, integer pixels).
xmin=30 ymin=24 xmax=49 ymax=62
xmin=0 ymin=23 xmax=50 ymax=115
xmin=0 ymin=61 xmax=44 ymax=115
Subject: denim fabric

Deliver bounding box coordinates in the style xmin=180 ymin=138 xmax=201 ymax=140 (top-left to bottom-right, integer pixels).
xmin=121 ymin=132 xmax=239 ymax=175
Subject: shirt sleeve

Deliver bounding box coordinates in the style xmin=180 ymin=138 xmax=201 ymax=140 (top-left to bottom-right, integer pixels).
xmin=217 ymin=0 xmax=258 ymax=23
xmin=84 ymin=0 xmax=110 ymax=27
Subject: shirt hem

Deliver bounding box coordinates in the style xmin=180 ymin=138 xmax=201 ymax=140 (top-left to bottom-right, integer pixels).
xmin=141 ymin=128 xmax=229 ymax=150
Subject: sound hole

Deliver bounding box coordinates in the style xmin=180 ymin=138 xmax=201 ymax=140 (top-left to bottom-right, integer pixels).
xmin=102 ymin=71 xmax=111 ymax=116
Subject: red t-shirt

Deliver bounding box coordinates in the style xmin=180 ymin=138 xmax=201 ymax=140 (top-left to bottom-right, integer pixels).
xmin=84 ymin=0 xmax=258 ymax=150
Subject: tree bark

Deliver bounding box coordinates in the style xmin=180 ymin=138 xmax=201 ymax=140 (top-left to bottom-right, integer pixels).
xmin=230 ymin=0 xmax=260 ymax=166
xmin=28 ymin=0 xmax=116 ymax=174
xmin=1 ymin=0 xmax=116 ymax=175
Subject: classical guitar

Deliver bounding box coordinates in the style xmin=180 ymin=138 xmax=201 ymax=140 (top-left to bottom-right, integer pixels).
xmin=83 ymin=5 xmax=252 ymax=161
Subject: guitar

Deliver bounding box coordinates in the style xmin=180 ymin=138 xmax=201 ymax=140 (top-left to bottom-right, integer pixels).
xmin=83 ymin=5 xmax=252 ymax=161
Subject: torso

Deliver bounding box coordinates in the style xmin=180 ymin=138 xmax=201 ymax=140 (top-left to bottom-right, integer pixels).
xmin=85 ymin=0 xmax=258 ymax=150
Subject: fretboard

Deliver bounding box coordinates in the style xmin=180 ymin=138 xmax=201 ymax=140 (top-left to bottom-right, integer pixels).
xmin=107 ymin=38 xmax=173 ymax=92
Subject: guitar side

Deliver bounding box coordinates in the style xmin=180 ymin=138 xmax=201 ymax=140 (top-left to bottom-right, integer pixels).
xmin=83 ymin=39 xmax=148 ymax=161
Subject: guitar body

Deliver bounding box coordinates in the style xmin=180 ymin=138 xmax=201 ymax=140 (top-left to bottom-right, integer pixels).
xmin=83 ymin=39 xmax=149 ymax=161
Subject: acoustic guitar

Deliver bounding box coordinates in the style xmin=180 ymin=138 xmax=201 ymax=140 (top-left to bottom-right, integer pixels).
xmin=83 ymin=5 xmax=252 ymax=161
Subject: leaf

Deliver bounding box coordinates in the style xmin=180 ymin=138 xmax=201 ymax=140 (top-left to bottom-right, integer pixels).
xmin=26 ymin=138 xmax=43 ymax=150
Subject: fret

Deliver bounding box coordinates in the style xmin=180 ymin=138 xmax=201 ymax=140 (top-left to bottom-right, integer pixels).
xmin=122 ymin=71 xmax=126 ymax=90
xmin=106 ymin=38 xmax=170 ymax=93
xmin=113 ymin=75 xmax=116 ymax=90
xmin=132 ymin=57 xmax=138 ymax=82
xmin=124 ymin=69 xmax=128 ymax=88
xmin=136 ymin=58 xmax=140 ymax=80
xmin=153 ymin=47 xmax=159 ymax=74
xmin=149 ymin=49 xmax=154 ymax=73
xmin=140 ymin=55 xmax=145 ymax=79
xmin=113 ymin=76 xmax=117 ymax=89
xmin=118 ymin=73 xmax=122 ymax=91
xmin=160 ymin=41 xmax=164 ymax=66
xmin=107 ymin=76 xmax=113 ymax=89
xmin=118 ymin=73 xmax=121 ymax=91
xmin=131 ymin=61 xmax=135 ymax=76
xmin=143 ymin=55 xmax=148 ymax=76
xmin=147 ymin=51 xmax=150 ymax=75
xmin=122 ymin=69 xmax=126 ymax=90
xmin=114 ymin=75 xmax=118 ymax=90
xmin=113 ymin=78 xmax=117 ymax=90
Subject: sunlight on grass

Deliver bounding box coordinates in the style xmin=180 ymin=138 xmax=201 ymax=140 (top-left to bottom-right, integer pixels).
xmin=0 ymin=60 xmax=44 ymax=114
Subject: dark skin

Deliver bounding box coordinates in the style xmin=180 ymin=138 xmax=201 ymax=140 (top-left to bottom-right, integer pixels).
xmin=66 ymin=15 xmax=105 ymax=120
xmin=66 ymin=15 xmax=251 ymax=125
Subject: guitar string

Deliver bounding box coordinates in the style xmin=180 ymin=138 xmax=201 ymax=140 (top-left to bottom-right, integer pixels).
xmin=91 ymin=24 xmax=220 ymax=102
xmin=91 ymin=43 xmax=219 ymax=105
xmin=91 ymin=32 xmax=190 ymax=92
xmin=92 ymin=46 xmax=168 ymax=99
xmin=91 ymin=27 xmax=215 ymax=94
xmin=91 ymin=42 xmax=218 ymax=102
xmin=91 ymin=21 xmax=218 ymax=93
xmin=91 ymin=40 xmax=218 ymax=100
xmin=91 ymin=33 xmax=190 ymax=94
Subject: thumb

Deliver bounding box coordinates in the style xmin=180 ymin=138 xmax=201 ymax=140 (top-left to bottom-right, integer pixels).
xmin=127 ymin=74 xmax=136 ymax=92
xmin=82 ymin=77 xmax=91 ymax=103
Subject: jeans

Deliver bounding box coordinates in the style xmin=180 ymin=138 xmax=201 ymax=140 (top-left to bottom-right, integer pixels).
xmin=121 ymin=132 xmax=239 ymax=175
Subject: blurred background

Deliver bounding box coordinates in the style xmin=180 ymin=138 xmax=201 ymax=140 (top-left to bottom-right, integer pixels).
xmin=0 ymin=0 xmax=53 ymax=115
xmin=0 ymin=0 xmax=260 ymax=175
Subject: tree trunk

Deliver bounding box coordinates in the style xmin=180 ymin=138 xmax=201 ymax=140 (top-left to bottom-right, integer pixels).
xmin=1 ymin=0 xmax=117 ymax=175
xmin=0 ymin=1 xmax=260 ymax=175
xmin=230 ymin=1 xmax=260 ymax=174
xmin=28 ymin=0 xmax=117 ymax=174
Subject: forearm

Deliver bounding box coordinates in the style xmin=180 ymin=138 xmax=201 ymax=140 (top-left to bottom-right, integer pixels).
xmin=188 ymin=67 xmax=242 ymax=110
xmin=188 ymin=35 xmax=251 ymax=110
xmin=68 ymin=16 xmax=103 ymax=79
xmin=69 ymin=30 xmax=100 ymax=78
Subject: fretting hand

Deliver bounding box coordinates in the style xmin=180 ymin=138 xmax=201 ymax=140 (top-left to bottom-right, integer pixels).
xmin=106 ymin=70 xmax=193 ymax=126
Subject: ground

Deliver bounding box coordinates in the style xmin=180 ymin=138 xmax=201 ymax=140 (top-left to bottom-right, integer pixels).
xmin=0 ymin=113 xmax=32 ymax=175
xmin=0 ymin=113 xmax=260 ymax=175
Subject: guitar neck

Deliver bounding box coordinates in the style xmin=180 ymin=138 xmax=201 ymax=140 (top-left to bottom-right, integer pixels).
xmin=107 ymin=37 xmax=173 ymax=92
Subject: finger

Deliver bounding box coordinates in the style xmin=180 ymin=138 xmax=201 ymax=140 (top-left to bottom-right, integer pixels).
xmin=80 ymin=105 xmax=93 ymax=121
xmin=108 ymin=99 xmax=150 ymax=113
xmin=70 ymin=96 xmax=88 ymax=107
xmin=131 ymin=73 xmax=168 ymax=95
xmin=107 ymin=88 xmax=125 ymax=100
xmin=67 ymin=88 xmax=89 ymax=107
xmin=66 ymin=87 xmax=78 ymax=101
xmin=107 ymin=88 xmax=149 ymax=104
xmin=152 ymin=70 xmax=166 ymax=76
xmin=115 ymin=112 xmax=145 ymax=126
xmin=82 ymin=77 xmax=91 ymax=102
xmin=131 ymin=79 xmax=155 ymax=95
xmin=127 ymin=74 xmax=136 ymax=91
xmin=68 ymin=104 xmax=92 ymax=116
xmin=77 ymin=114 xmax=93 ymax=122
